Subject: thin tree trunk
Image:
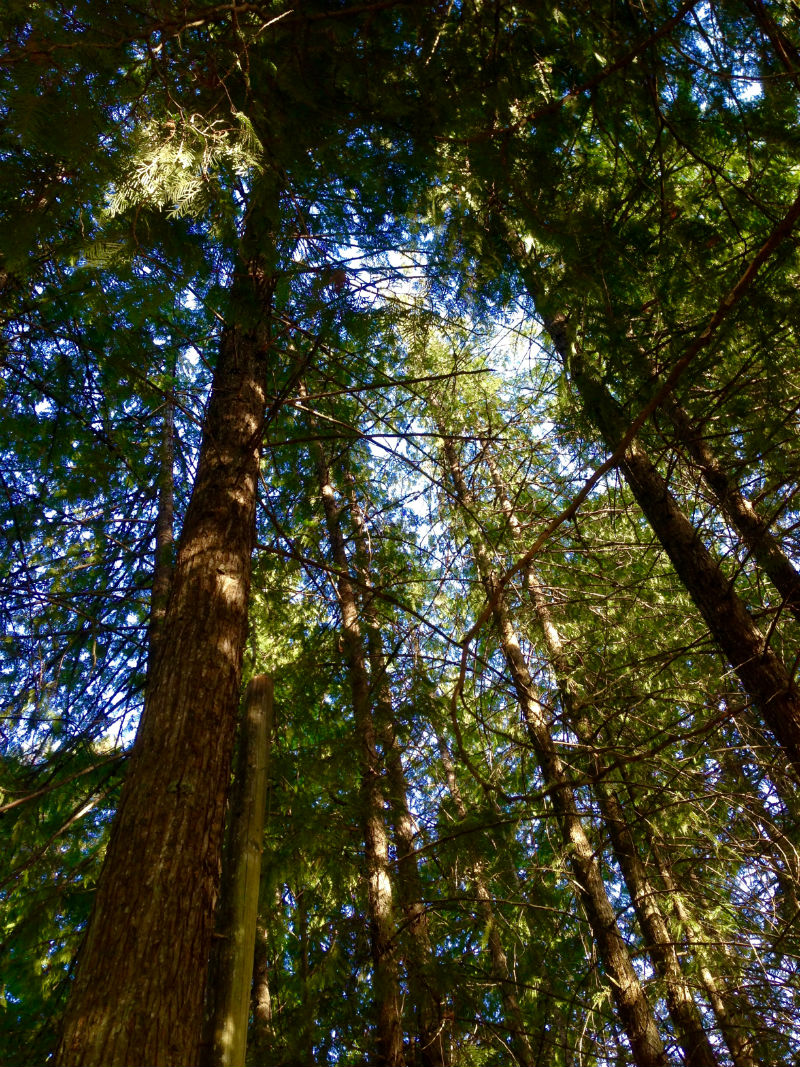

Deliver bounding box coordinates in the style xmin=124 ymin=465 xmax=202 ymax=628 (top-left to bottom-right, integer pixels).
xmin=505 ymin=235 xmax=800 ymax=777
xmin=652 ymin=844 xmax=759 ymax=1067
xmin=442 ymin=434 xmax=667 ymax=1067
xmin=437 ymin=739 xmax=536 ymax=1067
xmin=486 ymin=449 xmax=719 ymax=1067
xmin=249 ymin=922 xmax=274 ymax=1063
xmin=346 ymin=477 xmax=449 ymax=1067
xmin=54 ymin=232 xmax=277 ymax=1066
xmin=293 ymin=889 xmax=315 ymax=1066
xmin=307 ymin=415 xmax=404 ymax=1067
xmin=592 ymin=786 xmax=718 ymax=1066
xmin=205 ymin=675 xmax=274 ymax=1067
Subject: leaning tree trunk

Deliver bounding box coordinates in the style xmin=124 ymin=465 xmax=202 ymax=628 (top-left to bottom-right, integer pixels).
xmin=204 ymin=674 xmax=274 ymax=1067
xmin=485 ymin=447 xmax=719 ymax=1067
xmin=346 ymin=475 xmax=449 ymax=1067
xmin=307 ymin=413 xmax=404 ymax=1067
xmin=503 ymin=221 xmax=800 ymax=777
xmin=561 ymin=336 xmax=800 ymax=779
xmin=441 ymin=432 xmax=667 ymax=1067
xmin=54 ymin=229 xmax=277 ymax=1066
xmin=641 ymin=352 xmax=800 ymax=626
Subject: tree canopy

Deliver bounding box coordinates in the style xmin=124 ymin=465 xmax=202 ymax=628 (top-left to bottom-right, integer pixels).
xmin=1 ymin=2 xmax=799 ymax=1064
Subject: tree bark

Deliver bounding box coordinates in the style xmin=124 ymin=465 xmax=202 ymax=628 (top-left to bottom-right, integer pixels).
xmin=308 ymin=417 xmax=404 ymax=1067
xmin=205 ymin=674 xmax=274 ymax=1067
xmin=249 ymin=921 xmax=274 ymax=1063
xmin=486 ymin=449 xmax=719 ymax=1067
xmin=442 ymin=433 xmax=667 ymax=1067
xmin=54 ymin=237 xmax=276 ymax=1066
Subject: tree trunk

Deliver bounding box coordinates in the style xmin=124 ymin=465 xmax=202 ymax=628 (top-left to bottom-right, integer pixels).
xmin=346 ymin=476 xmax=449 ymax=1067
xmin=308 ymin=416 xmax=404 ymax=1067
xmin=249 ymin=922 xmax=274 ymax=1064
xmin=562 ymin=336 xmax=800 ymax=779
xmin=205 ymin=674 xmax=274 ymax=1067
xmin=54 ymin=238 xmax=277 ymax=1066
xmin=593 ymin=786 xmax=718 ymax=1066
xmin=645 ymin=358 xmax=800 ymax=626
xmin=442 ymin=434 xmax=667 ymax=1067
xmin=486 ymin=449 xmax=719 ymax=1067
xmin=437 ymin=739 xmax=536 ymax=1067
xmin=652 ymin=845 xmax=759 ymax=1067
xmin=504 ymin=232 xmax=800 ymax=777
xmin=292 ymin=889 xmax=315 ymax=1066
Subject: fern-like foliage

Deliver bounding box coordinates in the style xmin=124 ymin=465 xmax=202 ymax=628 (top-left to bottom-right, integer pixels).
xmin=109 ymin=112 xmax=264 ymax=219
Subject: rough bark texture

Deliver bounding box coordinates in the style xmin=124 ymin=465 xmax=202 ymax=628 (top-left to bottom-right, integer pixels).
xmin=310 ymin=423 xmax=404 ymax=1067
xmin=487 ymin=451 xmax=718 ymax=1067
xmin=205 ymin=674 xmax=274 ymax=1067
xmin=54 ymin=254 xmax=275 ymax=1067
xmin=443 ymin=435 xmax=667 ymax=1067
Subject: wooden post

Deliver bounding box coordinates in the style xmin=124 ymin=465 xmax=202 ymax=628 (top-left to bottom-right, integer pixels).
xmin=209 ymin=674 xmax=274 ymax=1067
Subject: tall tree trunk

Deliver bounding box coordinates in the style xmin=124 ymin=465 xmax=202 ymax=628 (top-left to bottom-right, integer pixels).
xmin=307 ymin=416 xmax=404 ymax=1066
xmin=346 ymin=478 xmax=449 ymax=1067
xmin=441 ymin=434 xmax=667 ymax=1067
xmin=644 ymin=357 xmax=800 ymax=625
xmin=293 ymin=889 xmax=315 ymax=1066
xmin=652 ymin=845 xmax=759 ymax=1067
xmin=486 ymin=448 xmax=719 ymax=1066
xmin=54 ymin=230 xmax=277 ymax=1066
xmin=560 ymin=332 xmax=800 ymax=778
xmin=205 ymin=675 xmax=274 ymax=1067
xmin=437 ymin=738 xmax=536 ymax=1067
xmin=504 ymin=230 xmax=800 ymax=777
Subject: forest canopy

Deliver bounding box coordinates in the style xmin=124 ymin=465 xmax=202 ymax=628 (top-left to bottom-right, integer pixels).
xmin=1 ymin=2 xmax=800 ymax=1065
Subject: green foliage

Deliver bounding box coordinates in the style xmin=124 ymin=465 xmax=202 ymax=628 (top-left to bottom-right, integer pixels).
xmin=108 ymin=113 xmax=264 ymax=221
xmin=2 ymin=0 xmax=800 ymax=1062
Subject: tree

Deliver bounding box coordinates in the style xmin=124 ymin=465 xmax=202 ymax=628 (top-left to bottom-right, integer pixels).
xmin=3 ymin=1 xmax=800 ymax=1063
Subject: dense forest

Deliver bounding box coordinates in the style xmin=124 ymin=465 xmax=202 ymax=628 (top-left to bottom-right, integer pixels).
xmin=2 ymin=2 xmax=800 ymax=1064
